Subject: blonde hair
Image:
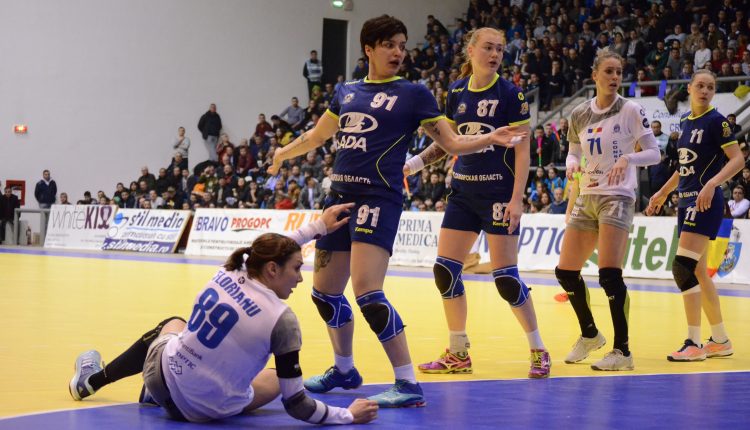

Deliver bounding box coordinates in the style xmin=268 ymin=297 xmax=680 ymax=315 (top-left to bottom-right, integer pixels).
xmin=459 ymin=27 xmax=506 ymax=79
xmin=690 ymin=68 xmax=716 ymax=84
xmin=591 ymin=47 xmax=624 ymax=71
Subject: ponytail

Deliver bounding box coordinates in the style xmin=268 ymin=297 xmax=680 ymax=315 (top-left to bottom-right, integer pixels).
xmin=224 ymin=246 xmax=252 ymax=272
xmin=223 ymin=233 xmax=301 ymax=278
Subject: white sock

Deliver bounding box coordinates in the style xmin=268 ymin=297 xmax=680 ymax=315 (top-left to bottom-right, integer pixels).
xmin=449 ymin=331 xmax=470 ymax=356
xmin=334 ymin=354 xmax=353 ymax=373
xmin=687 ymin=326 xmax=702 ymax=346
xmin=710 ymin=323 xmax=729 ymax=343
xmin=526 ymin=329 xmax=545 ymax=350
xmin=393 ymin=363 xmax=417 ymax=384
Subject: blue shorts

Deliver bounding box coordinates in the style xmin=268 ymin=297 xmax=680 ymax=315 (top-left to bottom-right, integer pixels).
xmin=441 ymin=189 xmax=516 ymax=235
xmin=315 ymin=192 xmax=402 ymax=255
xmin=677 ymin=192 xmax=724 ymax=240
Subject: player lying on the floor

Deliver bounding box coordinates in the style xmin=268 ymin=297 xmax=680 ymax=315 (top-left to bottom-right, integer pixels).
xmin=69 ymin=203 xmax=377 ymax=425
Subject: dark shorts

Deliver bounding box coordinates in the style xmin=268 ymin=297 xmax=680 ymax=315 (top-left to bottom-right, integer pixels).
xmin=677 ymin=192 xmax=724 ymax=240
xmin=315 ymin=192 xmax=402 ymax=255
xmin=441 ymin=188 xmax=516 ymax=235
xmin=142 ymin=333 xmax=187 ymax=421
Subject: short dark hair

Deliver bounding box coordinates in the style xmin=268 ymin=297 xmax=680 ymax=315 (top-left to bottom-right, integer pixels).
xmin=360 ymin=15 xmax=408 ymax=56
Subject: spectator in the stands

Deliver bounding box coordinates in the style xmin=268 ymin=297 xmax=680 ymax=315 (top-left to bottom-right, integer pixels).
xmin=197 ymin=103 xmax=222 ymax=162
xmin=172 ymin=126 xmax=190 ymax=166
xmin=155 ymin=168 xmax=170 ymax=195
xmin=303 ymin=50 xmax=323 ymax=100
xmin=34 ymin=169 xmax=57 ymax=209
xmin=169 ymin=152 xmax=188 ymax=172
xmin=729 ymin=186 xmax=749 ymax=218
xmin=299 ymin=176 xmax=324 ymax=209
xmin=138 ymin=167 xmax=156 ymax=191
xmin=255 ymin=113 xmax=273 ymax=138
xmin=279 ymin=97 xmax=305 ymax=131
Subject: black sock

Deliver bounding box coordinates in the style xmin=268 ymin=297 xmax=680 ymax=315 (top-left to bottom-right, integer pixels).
xmin=88 ymin=317 xmax=183 ymax=390
xmin=555 ymin=267 xmax=598 ymax=338
xmin=599 ymin=268 xmax=630 ymax=356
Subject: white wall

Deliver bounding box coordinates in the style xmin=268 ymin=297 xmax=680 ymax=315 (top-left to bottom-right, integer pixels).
xmin=0 ymin=0 xmax=465 ymax=211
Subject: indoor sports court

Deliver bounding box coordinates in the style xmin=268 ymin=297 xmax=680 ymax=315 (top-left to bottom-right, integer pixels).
xmin=0 ymin=247 xmax=748 ymax=429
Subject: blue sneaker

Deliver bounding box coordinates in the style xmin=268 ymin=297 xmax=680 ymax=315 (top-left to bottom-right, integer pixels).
xmin=304 ymin=366 xmax=363 ymax=393
xmin=367 ymin=380 xmax=426 ymax=408
xmin=69 ymin=350 xmax=103 ymax=401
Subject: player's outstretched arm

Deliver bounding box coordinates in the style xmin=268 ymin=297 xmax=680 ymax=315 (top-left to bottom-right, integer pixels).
xmin=403 ymin=142 xmax=448 ymax=176
xmin=422 ymin=119 xmax=526 ymax=155
xmin=269 ymin=114 xmax=339 ymax=175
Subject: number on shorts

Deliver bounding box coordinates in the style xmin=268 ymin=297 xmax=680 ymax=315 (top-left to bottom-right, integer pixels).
xmin=607 ymin=200 xmax=624 ymax=218
xmin=477 ymin=99 xmax=499 ymax=117
xmin=187 ymin=288 xmax=239 ymax=349
xmin=492 ymin=202 xmax=506 ymax=221
xmin=685 ymin=206 xmax=697 ymax=222
xmin=356 ymin=204 xmax=381 ymax=227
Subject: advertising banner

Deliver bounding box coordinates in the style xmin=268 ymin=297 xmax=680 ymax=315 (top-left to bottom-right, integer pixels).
xmin=102 ymin=209 xmax=191 ymax=254
xmin=185 ymin=209 xmax=322 ymax=261
xmin=44 ymin=204 xmax=117 ymax=250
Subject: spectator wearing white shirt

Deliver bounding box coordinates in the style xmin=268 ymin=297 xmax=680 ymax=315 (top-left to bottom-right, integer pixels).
xmin=729 ymin=186 xmax=749 ymax=218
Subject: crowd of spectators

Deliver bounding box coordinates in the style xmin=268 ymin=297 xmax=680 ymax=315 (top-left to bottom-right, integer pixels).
xmin=60 ymin=0 xmax=750 ymax=218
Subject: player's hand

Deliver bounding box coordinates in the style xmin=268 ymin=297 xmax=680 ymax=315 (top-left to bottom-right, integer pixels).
xmin=348 ymin=398 xmax=378 ymax=424
xmin=320 ymin=203 xmax=355 ymax=233
xmin=696 ymin=185 xmax=715 ymax=212
xmin=403 ymin=164 xmax=412 ymax=177
xmin=646 ymin=190 xmax=668 ymax=216
xmin=491 ymin=125 xmax=527 ymax=148
xmin=607 ymin=156 xmax=629 ymax=186
xmin=565 ymin=163 xmax=581 ymax=181
xmin=504 ymin=199 xmax=523 ymax=234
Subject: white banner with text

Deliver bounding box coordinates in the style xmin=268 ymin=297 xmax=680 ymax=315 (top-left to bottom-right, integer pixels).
xmin=44 ymin=204 xmax=117 ymax=250
xmin=102 ymin=209 xmax=191 ymax=254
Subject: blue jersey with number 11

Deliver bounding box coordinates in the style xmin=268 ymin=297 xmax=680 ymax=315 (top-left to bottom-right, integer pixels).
xmin=327 ymin=77 xmax=444 ymax=203
xmin=446 ymin=74 xmax=530 ymax=197
xmin=677 ymin=107 xmax=737 ymax=208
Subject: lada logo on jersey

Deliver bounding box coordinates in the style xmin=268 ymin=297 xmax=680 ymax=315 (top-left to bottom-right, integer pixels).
xmin=457 ymin=122 xmax=495 ymax=136
xmin=678 ymin=148 xmax=698 ymax=176
xmin=339 ymin=112 xmax=378 ymax=133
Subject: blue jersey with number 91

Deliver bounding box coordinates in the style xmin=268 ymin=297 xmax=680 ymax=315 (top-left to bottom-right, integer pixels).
xmin=327 ymin=77 xmax=444 ymax=203
xmin=446 ymin=74 xmax=530 ymax=197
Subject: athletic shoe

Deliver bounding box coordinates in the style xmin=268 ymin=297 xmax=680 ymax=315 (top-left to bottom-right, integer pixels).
xmin=304 ymin=366 xmax=362 ymax=393
xmin=69 ymin=350 xmax=103 ymax=401
xmin=667 ymin=339 xmax=707 ymax=362
xmin=418 ymin=349 xmax=472 ymax=374
xmin=591 ymin=349 xmax=634 ymax=371
xmin=367 ymin=379 xmax=426 ymax=408
xmin=564 ymin=332 xmax=606 ymax=363
xmin=704 ymin=337 xmax=733 ymax=358
xmin=528 ymin=349 xmax=551 ymax=378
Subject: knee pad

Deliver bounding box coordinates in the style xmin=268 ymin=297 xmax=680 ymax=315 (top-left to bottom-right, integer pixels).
xmin=672 ymin=255 xmax=700 ymax=294
xmin=555 ymin=266 xmax=587 ymax=294
xmin=356 ymin=291 xmax=404 ymax=342
xmin=598 ymin=268 xmax=627 ymax=297
xmin=311 ymin=288 xmax=353 ymax=328
xmin=433 ymin=256 xmax=465 ymax=299
xmin=492 ymin=265 xmax=530 ymax=307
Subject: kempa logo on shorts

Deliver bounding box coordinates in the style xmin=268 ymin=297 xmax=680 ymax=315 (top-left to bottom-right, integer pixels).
xmin=458 ymin=122 xmax=495 ymax=135
xmin=678 ymin=148 xmax=698 ymax=164
xmin=339 ymin=112 xmax=378 ymax=133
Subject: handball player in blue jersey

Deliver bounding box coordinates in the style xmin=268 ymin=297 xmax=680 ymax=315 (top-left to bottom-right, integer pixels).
xmin=403 ymin=28 xmax=550 ymax=378
xmin=647 ymin=69 xmax=743 ymax=362
xmin=268 ymin=15 xmax=525 ymax=408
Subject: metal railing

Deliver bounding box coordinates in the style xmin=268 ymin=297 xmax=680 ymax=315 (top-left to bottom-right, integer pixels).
xmin=535 ymin=75 xmax=750 ymax=127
